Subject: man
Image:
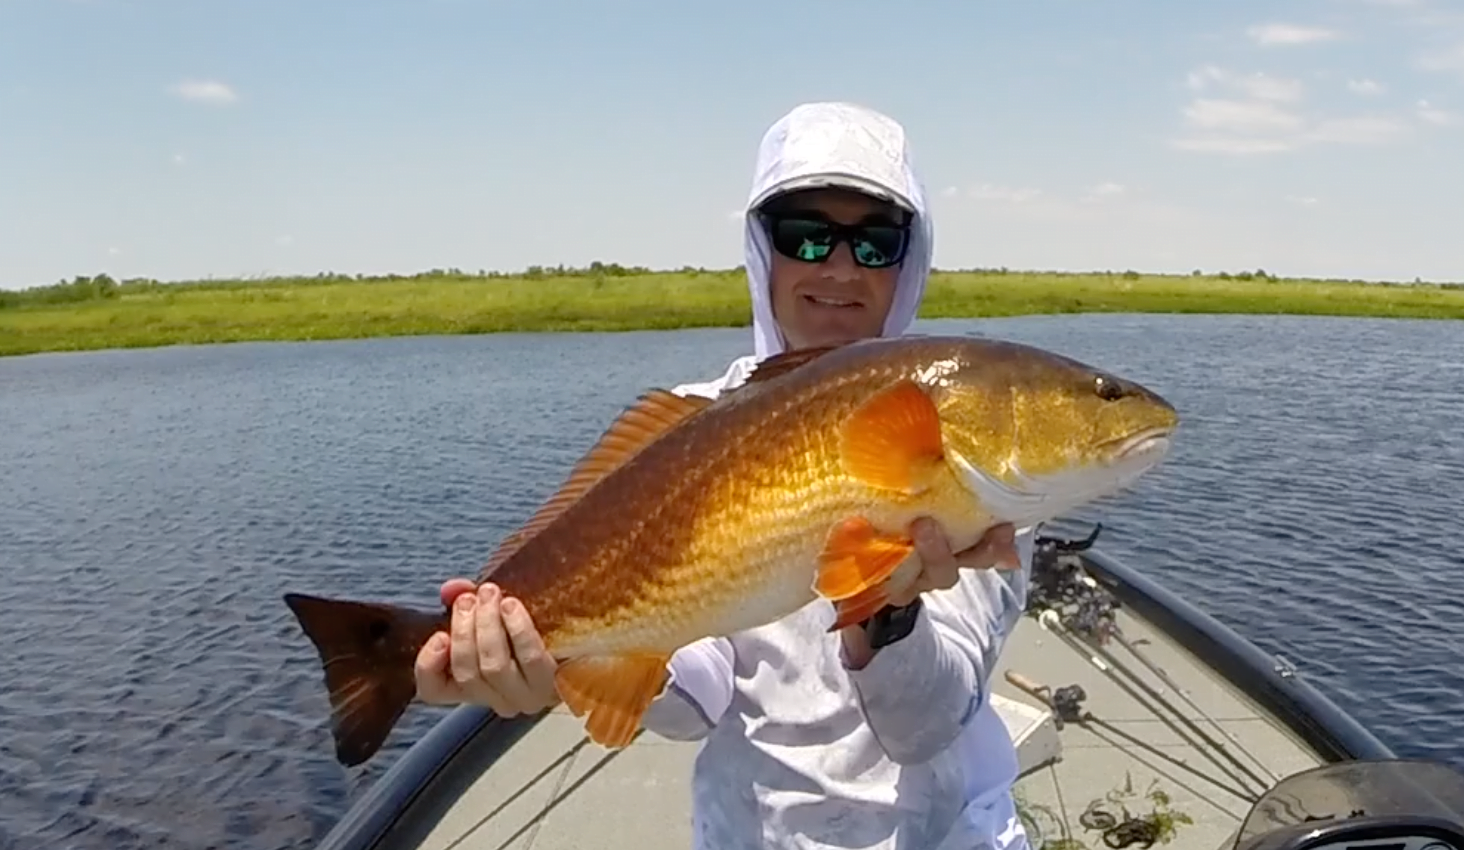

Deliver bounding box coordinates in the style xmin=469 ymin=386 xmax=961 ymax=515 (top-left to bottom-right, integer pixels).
xmin=416 ymin=101 xmax=1035 ymax=850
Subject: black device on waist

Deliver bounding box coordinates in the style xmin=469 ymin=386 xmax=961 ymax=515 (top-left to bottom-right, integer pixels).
xmin=863 ymin=598 xmax=924 ymax=649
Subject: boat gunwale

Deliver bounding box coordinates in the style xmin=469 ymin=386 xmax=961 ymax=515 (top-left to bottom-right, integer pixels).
xmin=1075 ymin=545 xmax=1394 ymax=764
xmin=315 ymin=708 xmax=548 ymax=850
xmin=310 ymin=540 xmax=1395 ymax=850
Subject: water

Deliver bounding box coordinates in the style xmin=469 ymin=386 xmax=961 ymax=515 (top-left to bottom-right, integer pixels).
xmin=1 ymin=314 xmax=1460 ymax=850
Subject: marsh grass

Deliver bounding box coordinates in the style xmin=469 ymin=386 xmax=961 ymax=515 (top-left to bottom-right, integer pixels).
xmin=3 ymin=266 xmax=1461 ymax=357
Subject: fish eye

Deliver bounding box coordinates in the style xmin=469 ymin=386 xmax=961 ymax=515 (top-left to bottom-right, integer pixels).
xmin=1094 ymin=374 xmax=1125 ymax=402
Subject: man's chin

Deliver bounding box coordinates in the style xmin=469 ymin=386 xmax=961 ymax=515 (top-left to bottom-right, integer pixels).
xmin=789 ymin=326 xmax=882 ymax=350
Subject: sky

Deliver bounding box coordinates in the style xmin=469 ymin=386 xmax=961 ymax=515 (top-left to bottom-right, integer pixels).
xmin=1 ymin=0 xmax=1461 ymax=291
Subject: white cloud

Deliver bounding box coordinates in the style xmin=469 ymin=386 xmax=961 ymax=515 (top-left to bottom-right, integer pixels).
xmin=1347 ymin=78 xmax=1387 ymax=95
xmin=171 ymin=153 xmax=186 ymax=165
xmin=1184 ymin=98 xmax=1305 ymax=134
xmin=1306 ymin=115 xmax=1412 ymax=143
xmin=1247 ymin=23 xmax=1343 ymax=46
xmin=1172 ymin=65 xmax=1417 ymax=154
xmin=968 ymin=184 xmax=1043 ymax=203
xmin=1284 ymin=195 xmax=1321 ymax=205
xmin=1417 ymin=39 xmax=1464 ymax=79
xmin=1243 ymin=75 xmax=1308 ymax=102
xmin=957 ymin=180 xmax=1134 ymax=211
xmin=1171 ymin=136 xmax=1297 ymax=155
xmin=1417 ymin=99 xmax=1462 ymax=125
xmin=168 ymin=79 xmax=238 ymax=105
xmin=1187 ymin=66 xmax=1305 ymax=101
xmin=1086 ymin=181 xmax=1126 ymax=197
xmin=939 ymin=185 xmax=959 ymax=198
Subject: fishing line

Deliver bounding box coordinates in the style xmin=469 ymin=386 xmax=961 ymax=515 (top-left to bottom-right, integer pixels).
xmin=1035 ymin=615 xmax=1266 ymax=801
xmin=1030 ymin=527 xmax=1278 ymax=788
xmin=443 ymin=728 xmax=644 ymax=850
xmin=1109 ymin=627 xmax=1280 ymax=786
xmin=1027 ymin=526 xmax=1277 ymax=800
xmin=1049 ymin=614 xmax=1275 ymax=797
xmin=1005 ymin=669 xmax=1257 ymax=804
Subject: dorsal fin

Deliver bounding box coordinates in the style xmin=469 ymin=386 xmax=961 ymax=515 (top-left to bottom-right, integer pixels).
xmin=480 ymin=389 xmax=714 ymax=575
xmin=741 ymin=343 xmax=846 ymax=386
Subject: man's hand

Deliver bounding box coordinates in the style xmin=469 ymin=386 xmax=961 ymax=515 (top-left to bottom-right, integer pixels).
xmin=414 ymin=579 xmax=562 ymax=716
xmin=841 ymin=519 xmax=1021 ymax=669
xmin=887 ymin=519 xmax=1021 ymax=607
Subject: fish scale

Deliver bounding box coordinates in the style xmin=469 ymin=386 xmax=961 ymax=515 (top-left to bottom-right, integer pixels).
xmin=283 ymin=334 xmax=1179 ymax=766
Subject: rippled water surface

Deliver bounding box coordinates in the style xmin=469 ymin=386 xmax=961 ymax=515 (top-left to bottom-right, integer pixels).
xmin=1 ymin=314 xmax=1461 ymax=849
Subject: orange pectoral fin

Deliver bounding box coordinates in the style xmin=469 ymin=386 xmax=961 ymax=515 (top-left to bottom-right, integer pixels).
xmin=554 ymin=652 xmax=672 ymax=749
xmin=829 ymin=584 xmax=895 ymax=631
xmin=839 ymin=379 xmax=946 ymax=494
xmin=813 ymin=517 xmax=915 ymax=602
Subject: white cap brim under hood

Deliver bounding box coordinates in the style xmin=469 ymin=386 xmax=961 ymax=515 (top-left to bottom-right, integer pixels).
xmin=742 ymin=101 xmax=934 ymax=359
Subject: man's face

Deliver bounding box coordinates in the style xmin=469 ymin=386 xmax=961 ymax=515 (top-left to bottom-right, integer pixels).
xmin=762 ymin=188 xmax=907 ymax=352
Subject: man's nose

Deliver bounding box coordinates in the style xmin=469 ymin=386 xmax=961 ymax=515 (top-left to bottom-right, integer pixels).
xmin=820 ymin=241 xmax=860 ymax=280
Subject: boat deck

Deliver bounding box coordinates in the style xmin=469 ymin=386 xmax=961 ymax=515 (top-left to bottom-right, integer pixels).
xmin=399 ymin=578 xmax=1326 ymax=850
xmin=993 ymin=610 xmax=1322 ymax=850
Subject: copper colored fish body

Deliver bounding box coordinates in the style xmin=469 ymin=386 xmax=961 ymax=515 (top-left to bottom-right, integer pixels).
xmin=284 ymin=335 xmax=1179 ymax=766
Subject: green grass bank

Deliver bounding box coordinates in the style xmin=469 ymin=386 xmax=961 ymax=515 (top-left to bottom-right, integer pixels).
xmin=3 ymin=265 xmax=1462 ymax=358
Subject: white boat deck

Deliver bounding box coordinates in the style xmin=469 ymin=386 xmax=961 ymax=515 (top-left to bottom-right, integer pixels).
xmin=994 ymin=610 xmax=1324 ymax=850
xmin=394 ymin=584 xmax=1327 ymax=850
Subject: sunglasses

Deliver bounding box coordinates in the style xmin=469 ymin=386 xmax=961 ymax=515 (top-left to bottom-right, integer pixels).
xmin=760 ymin=214 xmax=911 ymax=270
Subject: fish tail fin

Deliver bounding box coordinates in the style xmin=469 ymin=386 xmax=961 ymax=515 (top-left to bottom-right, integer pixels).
xmin=283 ymin=592 xmax=448 ymax=767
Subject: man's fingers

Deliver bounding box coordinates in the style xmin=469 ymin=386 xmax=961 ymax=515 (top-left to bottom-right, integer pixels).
xmin=992 ymin=540 xmax=1023 ymax=570
xmin=955 ymin=523 xmax=1020 ymax=570
xmin=985 ymin=525 xmax=1022 ymax=570
xmin=910 ymin=517 xmax=956 ymax=566
xmin=472 ymin=585 xmax=538 ymax=714
xmin=439 ymin=577 xmax=477 ymax=609
xmin=418 ymin=631 xmax=450 ymax=672
xmin=449 ymin=591 xmax=486 ymax=686
xmin=471 ymin=584 xmax=510 ymax=680
xmin=502 ymin=597 xmax=559 ymax=708
xmin=415 ymin=632 xmax=458 ymax=704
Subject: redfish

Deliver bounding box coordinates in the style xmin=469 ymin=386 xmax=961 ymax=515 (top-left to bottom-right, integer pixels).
xmin=284 ymin=335 xmax=1179 ymax=766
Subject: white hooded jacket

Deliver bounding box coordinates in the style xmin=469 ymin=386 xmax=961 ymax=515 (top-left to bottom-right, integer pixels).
xmin=639 ymin=102 xmax=1033 ymax=850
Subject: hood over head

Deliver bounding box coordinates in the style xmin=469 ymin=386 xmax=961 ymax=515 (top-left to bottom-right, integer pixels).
xmin=742 ymin=102 xmax=934 ymax=359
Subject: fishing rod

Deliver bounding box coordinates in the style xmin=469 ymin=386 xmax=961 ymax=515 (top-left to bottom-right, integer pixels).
xmin=1035 ymin=609 xmax=1268 ymax=800
xmin=1108 ymin=625 xmax=1280 ymax=786
xmin=1029 ymin=525 xmax=1277 ymax=798
xmin=1037 ymin=526 xmax=1281 ymax=787
xmin=1005 ymin=669 xmax=1256 ymax=803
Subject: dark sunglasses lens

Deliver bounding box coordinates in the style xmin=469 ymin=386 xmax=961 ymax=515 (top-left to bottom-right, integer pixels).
xmin=766 ymin=216 xmax=910 ymax=268
xmin=850 ymin=226 xmax=907 ymax=268
xmin=770 ymin=218 xmax=835 ymax=262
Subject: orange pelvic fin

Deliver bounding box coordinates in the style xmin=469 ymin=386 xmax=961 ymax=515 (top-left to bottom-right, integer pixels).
xmin=813 ymin=516 xmax=915 ymax=602
xmin=554 ymin=652 xmax=673 ymax=749
xmin=482 ymin=389 xmax=713 ymax=574
xmin=839 ymin=379 xmax=945 ymax=494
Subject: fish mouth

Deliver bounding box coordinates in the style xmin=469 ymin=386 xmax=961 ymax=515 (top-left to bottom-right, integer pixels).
xmin=1103 ymin=427 xmax=1175 ymax=462
xmin=949 ymin=429 xmax=1174 ymax=529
